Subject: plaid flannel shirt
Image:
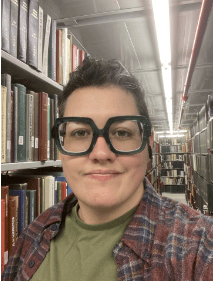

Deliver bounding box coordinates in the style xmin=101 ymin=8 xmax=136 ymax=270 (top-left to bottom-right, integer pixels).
xmin=2 ymin=178 xmax=213 ymax=281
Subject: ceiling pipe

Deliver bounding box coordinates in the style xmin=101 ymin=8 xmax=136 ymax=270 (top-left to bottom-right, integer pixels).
xmin=178 ymin=0 xmax=213 ymax=129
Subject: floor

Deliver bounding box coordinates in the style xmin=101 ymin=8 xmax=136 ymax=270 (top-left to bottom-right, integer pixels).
xmin=162 ymin=192 xmax=188 ymax=205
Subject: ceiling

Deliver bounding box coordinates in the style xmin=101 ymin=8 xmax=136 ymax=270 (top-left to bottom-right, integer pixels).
xmin=55 ymin=0 xmax=213 ymax=132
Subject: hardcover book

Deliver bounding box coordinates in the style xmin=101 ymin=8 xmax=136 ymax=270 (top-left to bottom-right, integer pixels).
xmin=61 ymin=28 xmax=68 ymax=85
xmin=1 ymin=74 xmax=12 ymax=163
xmin=1 ymin=0 xmax=11 ymax=53
xmin=8 ymin=196 xmax=19 ymax=253
xmin=27 ymin=177 xmax=41 ymax=217
xmin=1 ymin=199 xmax=5 ymax=273
xmin=38 ymin=92 xmax=48 ymax=161
xmin=37 ymin=6 xmax=43 ymax=72
xmin=72 ymin=44 xmax=78 ymax=72
xmin=26 ymin=92 xmax=34 ymax=162
xmin=11 ymin=85 xmax=18 ymax=163
xmin=27 ymin=0 xmax=39 ymax=69
xmin=18 ymin=0 xmax=28 ymax=62
xmin=56 ymin=29 xmax=62 ymax=85
xmin=48 ymin=19 xmax=56 ymax=80
xmin=42 ymin=14 xmax=51 ymax=76
xmin=1 ymin=86 xmax=7 ymax=163
xmin=13 ymin=83 xmax=26 ymax=162
xmin=10 ymin=0 xmax=19 ymax=58
xmin=33 ymin=92 xmax=39 ymax=161
xmin=1 ymin=186 xmax=9 ymax=266
xmin=26 ymin=190 xmax=35 ymax=224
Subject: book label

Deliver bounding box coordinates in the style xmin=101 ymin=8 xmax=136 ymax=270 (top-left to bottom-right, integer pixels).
xmin=19 ymin=136 xmax=24 ymax=145
xmin=31 ymin=136 xmax=35 ymax=148
xmin=7 ymin=141 xmax=11 ymax=150
xmin=4 ymin=251 xmax=8 ymax=265
xmin=35 ymin=138 xmax=38 ymax=149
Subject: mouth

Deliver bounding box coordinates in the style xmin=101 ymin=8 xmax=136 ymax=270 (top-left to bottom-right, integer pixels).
xmin=85 ymin=170 xmax=122 ymax=181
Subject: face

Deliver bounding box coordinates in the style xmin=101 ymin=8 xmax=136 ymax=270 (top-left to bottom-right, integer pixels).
xmin=60 ymin=85 xmax=153 ymax=217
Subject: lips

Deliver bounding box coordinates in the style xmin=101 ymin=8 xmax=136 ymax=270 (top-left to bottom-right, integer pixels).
xmin=85 ymin=169 xmax=122 ymax=181
xmin=85 ymin=169 xmax=121 ymax=175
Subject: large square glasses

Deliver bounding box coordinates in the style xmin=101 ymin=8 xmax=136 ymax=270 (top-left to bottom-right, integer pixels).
xmin=51 ymin=115 xmax=152 ymax=156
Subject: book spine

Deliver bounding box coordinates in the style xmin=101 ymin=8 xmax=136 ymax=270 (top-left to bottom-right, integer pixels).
xmin=1 ymin=74 xmax=12 ymax=163
xmin=18 ymin=0 xmax=28 ymax=62
xmin=9 ymin=190 xmax=24 ymax=236
xmin=56 ymin=29 xmax=62 ymax=85
xmin=53 ymin=94 xmax=59 ymax=160
xmin=61 ymin=28 xmax=68 ymax=85
xmin=42 ymin=14 xmax=51 ymax=76
xmin=1 ymin=186 xmax=9 ymax=265
xmin=61 ymin=182 xmax=67 ymax=201
xmin=37 ymin=6 xmax=43 ymax=72
xmin=26 ymin=93 xmax=34 ymax=162
xmin=72 ymin=44 xmax=78 ymax=72
xmin=38 ymin=92 xmax=48 ymax=161
xmin=12 ymin=85 xmax=18 ymax=163
xmin=79 ymin=49 xmax=85 ymax=66
xmin=10 ymin=0 xmax=19 ymax=58
xmin=27 ymin=177 xmax=40 ymax=217
xmin=33 ymin=92 xmax=39 ymax=161
xmin=8 ymin=196 xmax=18 ymax=253
xmin=16 ymin=84 xmax=26 ymax=162
xmin=1 ymin=199 xmax=5 ymax=273
xmin=10 ymin=91 xmax=14 ymax=163
xmin=57 ymin=182 xmax=61 ymax=203
xmin=1 ymin=86 xmax=7 ymax=163
xmin=50 ymin=99 xmax=54 ymax=160
xmin=26 ymin=190 xmax=35 ymax=224
xmin=48 ymin=19 xmax=56 ymax=80
xmin=27 ymin=0 xmax=39 ymax=69
xmin=1 ymin=0 xmax=11 ymax=53
xmin=67 ymin=36 xmax=71 ymax=83
xmin=47 ymin=97 xmax=50 ymax=160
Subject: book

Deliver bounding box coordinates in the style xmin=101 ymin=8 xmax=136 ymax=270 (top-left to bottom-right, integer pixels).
xmin=1 ymin=186 xmax=9 ymax=265
xmin=26 ymin=92 xmax=34 ymax=162
xmin=13 ymin=83 xmax=26 ymax=162
xmin=208 ymin=94 xmax=213 ymax=117
xmin=50 ymin=98 xmax=55 ymax=160
xmin=27 ymin=0 xmax=39 ymax=69
xmin=61 ymin=28 xmax=68 ymax=85
xmin=11 ymin=85 xmax=18 ymax=163
xmin=1 ymin=74 xmax=12 ymax=163
xmin=79 ymin=49 xmax=85 ymax=66
xmin=72 ymin=44 xmax=78 ymax=72
xmin=1 ymin=0 xmax=11 ymax=53
xmin=38 ymin=92 xmax=48 ymax=161
xmin=27 ymin=177 xmax=41 ymax=218
xmin=47 ymin=97 xmax=50 ymax=160
xmin=67 ymin=35 xmax=71 ymax=83
xmin=42 ymin=14 xmax=51 ymax=76
xmin=9 ymin=190 xmax=25 ymax=236
xmin=44 ymin=176 xmax=55 ymax=210
xmin=10 ymin=90 xmax=14 ymax=163
xmin=56 ymin=29 xmax=62 ymax=85
xmin=18 ymin=0 xmax=28 ymax=62
xmin=48 ymin=19 xmax=56 ymax=80
xmin=8 ymin=183 xmax=28 ymax=229
xmin=1 ymin=86 xmax=7 ymax=163
xmin=10 ymin=0 xmax=19 ymax=58
xmin=55 ymin=176 xmax=72 ymax=196
xmin=34 ymin=92 xmax=39 ymax=155
xmin=53 ymin=94 xmax=59 ymax=160
xmin=37 ymin=6 xmax=43 ymax=72
xmin=1 ymin=199 xmax=5 ymax=273
xmin=8 ymin=196 xmax=19 ymax=253
xmin=26 ymin=190 xmax=35 ymax=224
xmin=67 ymin=34 xmax=72 ymax=79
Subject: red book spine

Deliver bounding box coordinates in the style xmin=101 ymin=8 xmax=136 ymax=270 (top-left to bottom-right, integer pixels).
xmin=72 ymin=44 xmax=77 ymax=72
xmin=1 ymin=186 xmax=9 ymax=265
xmin=61 ymin=182 xmax=67 ymax=200
xmin=38 ymin=92 xmax=48 ymax=161
xmin=56 ymin=29 xmax=62 ymax=85
xmin=1 ymin=199 xmax=5 ymax=274
xmin=79 ymin=50 xmax=85 ymax=66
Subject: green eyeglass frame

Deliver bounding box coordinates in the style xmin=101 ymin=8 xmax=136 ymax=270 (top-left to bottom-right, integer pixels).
xmin=51 ymin=115 xmax=152 ymax=156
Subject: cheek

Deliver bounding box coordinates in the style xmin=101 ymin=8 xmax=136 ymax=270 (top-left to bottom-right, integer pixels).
xmin=122 ymin=149 xmax=149 ymax=174
xmin=61 ymin=155 xmax=84 ymax=182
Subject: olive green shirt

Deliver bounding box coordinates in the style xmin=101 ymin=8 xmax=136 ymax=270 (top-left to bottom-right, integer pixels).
xmin=30 ymin=203 xmax=138 ymax=281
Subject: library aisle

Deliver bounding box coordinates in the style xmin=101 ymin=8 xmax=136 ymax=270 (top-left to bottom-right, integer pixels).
xmin=162 ymin=192 xmax=187 ymax=205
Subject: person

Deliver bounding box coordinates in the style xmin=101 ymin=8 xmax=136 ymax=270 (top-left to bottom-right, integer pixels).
xmin=2 ymin=57 xmax=213 ymax=281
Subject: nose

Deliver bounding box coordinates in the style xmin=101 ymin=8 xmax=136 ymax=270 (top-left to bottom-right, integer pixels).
xmin=88 ymin=136 xmax=116 ymax=163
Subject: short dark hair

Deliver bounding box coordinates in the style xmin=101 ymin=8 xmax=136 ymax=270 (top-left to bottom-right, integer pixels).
xmin=59 ymin=57 xmax=151 ymax=127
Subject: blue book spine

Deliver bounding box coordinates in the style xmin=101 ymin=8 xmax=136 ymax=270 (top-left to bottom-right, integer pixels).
xmin=26 ymin=190 xmax=35 ymax=224
xmin=9 ymin=190 xmax=25 ymax=236
xmin=55 ymin=176 xmax=72 ymax=195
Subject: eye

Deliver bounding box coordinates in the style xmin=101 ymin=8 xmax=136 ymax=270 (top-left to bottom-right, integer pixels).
xmin=71 ymin=130 xmax=90 ymax=137
xmin=114 ymin=130 xmax=132 ymax=137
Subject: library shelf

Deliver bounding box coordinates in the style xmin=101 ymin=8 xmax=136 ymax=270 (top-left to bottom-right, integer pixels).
xmin=1 ymin=160 xmax=62 ymax=172
xmin=1 ymin=50 xmax=63 ymax=95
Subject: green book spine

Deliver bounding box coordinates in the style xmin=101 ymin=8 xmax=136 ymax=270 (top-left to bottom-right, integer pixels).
xmin=14 ymin=83 xmax=26 ymax=162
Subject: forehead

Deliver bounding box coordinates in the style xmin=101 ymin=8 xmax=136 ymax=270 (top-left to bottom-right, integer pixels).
xmin=63 ymin=86 xmax=140 ymax=121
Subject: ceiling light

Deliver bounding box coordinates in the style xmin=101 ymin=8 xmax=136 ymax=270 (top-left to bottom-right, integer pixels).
xmin=151 ymin=0 xmax=173 ymax=133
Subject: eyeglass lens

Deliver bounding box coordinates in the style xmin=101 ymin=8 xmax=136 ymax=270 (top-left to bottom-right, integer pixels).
xmin=59 ymin=120 xmax=144 ymax=153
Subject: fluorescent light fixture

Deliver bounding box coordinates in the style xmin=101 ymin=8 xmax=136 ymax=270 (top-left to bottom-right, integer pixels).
xmin=151 ymin=0 xmax=173 ymax=133
xmin=156 ymin=130 xmax=187 ymax=134
xmin=158 ymin=135 xmax=185 ymax=138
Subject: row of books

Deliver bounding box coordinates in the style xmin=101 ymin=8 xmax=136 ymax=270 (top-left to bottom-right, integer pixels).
xmin=1 ymin=0 xmax=86 ymax=86
xmin=146 ymin=167 xmax=160 ymax=185
xmin=159 ymin=137 xmax=185 ymax=145
xmin=185 ymin=154 xmax=213 ymax=183
xmin=163 ymin=185 xmax=185 ymax=193
xmin=1 ymin=73 xmax=59 ymax=163
xmin=161 ymin=170 xmax=184 ymax=177
xmin=1 ymin=175 xmax=72 ymax=271
xmin=153 ymin=142 xmax=160 ymax=153
xmin=146 ymin=154 xmax=160 ymax=173
xmin=189 ymin=94 xmax=213 ymax=139
xmin=161 ymin=154 xmax=184 ymax=161
xmin=161 ymin=177 xmax=185 ymax=185
xmin=162 ymin=161 xmax=184 ymax=169
xmin=160 ymin=144 xmax=186 ymax=153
